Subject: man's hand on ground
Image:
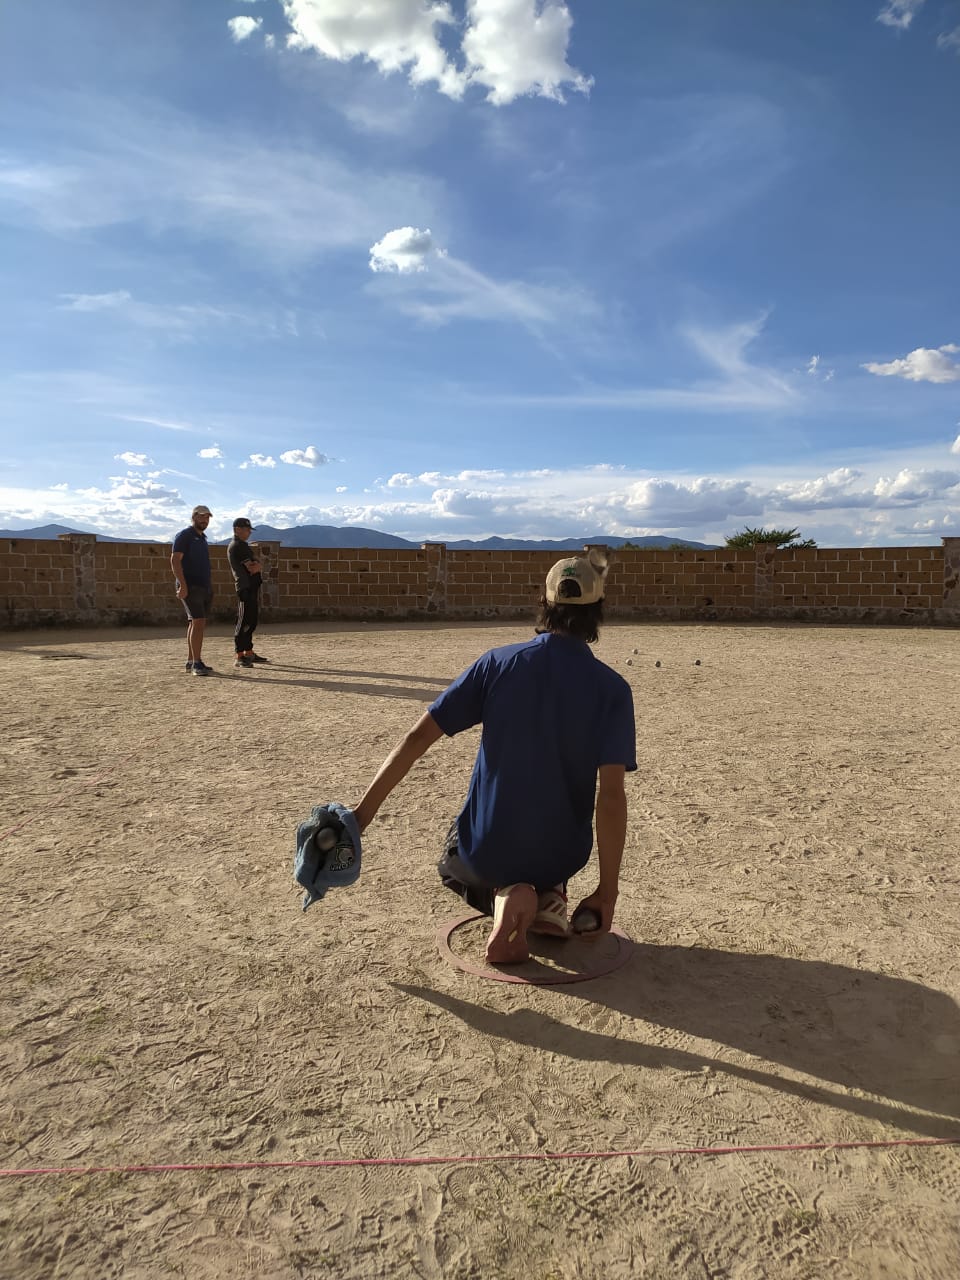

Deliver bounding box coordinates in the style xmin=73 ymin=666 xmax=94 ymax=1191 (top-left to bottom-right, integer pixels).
xmin=574 ymin=887 xmax=618 ymax=936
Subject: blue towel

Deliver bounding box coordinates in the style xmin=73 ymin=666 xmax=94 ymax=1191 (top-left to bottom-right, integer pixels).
xmin=294 ymin=801 xmax=362 ymax=912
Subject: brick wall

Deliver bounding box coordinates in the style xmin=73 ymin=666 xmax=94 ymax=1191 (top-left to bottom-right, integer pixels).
xmin=1 ymin=535 xmax=958 ymax=628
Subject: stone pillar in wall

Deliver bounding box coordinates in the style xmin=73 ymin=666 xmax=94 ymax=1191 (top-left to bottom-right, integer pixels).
xmin=253 ymin=540 xmax=281 ymax=611
xmin=942 ymin=537 xmax=960 ymax=605
xmin=423 ymin=542 xmax=447 ymax=614
xmin=754 ymin=541 xmax=776 ymax=611
xmin=59 ymin=533 xmax=97 ymax=615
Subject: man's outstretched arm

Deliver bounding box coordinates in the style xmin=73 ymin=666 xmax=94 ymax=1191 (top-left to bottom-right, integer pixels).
xmin=353 ymin=711 xmax=445 ymax=834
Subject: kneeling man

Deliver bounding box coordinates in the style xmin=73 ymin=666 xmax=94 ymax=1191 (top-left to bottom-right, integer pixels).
xmin=353 ymin=553 xmax=636 ymax=963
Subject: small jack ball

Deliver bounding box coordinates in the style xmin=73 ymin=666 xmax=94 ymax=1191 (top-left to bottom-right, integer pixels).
xmin=655 ymin=660 xmax=661 ymax=667
xmin=626 ymin=658 xmax=633 ymax=666
xmin=694 ymin=659 xmax=701 ymax=666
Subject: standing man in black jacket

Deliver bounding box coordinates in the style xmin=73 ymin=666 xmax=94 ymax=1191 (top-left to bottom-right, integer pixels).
xmin=227 ymin=518 xmax=267 ymax=669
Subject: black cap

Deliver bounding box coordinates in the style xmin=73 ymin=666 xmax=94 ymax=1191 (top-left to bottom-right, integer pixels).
xmin=233 ymin=517 xmax=253 ymax=529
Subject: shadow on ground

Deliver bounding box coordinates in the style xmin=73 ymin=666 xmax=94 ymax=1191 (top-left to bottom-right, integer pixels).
xmin=397 ymin=940 xmax=960 ymax=1139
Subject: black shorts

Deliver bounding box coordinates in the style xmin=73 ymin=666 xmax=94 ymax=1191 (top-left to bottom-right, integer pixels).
xmin=437 ymin=819 xmax=568 ymax=917
xmin=182 ymin=587 xmax=213 ymax=621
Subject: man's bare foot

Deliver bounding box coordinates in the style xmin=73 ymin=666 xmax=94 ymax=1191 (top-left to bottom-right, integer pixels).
xmin=486 ymin=883 xmax=537 ymax=964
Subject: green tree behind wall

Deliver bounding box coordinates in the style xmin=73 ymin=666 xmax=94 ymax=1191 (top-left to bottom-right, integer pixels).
xmin=723 ymin=526 xmax=818 ymax=549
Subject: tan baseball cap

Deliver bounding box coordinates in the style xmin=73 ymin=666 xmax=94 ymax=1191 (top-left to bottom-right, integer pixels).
xmin=192 ymin=505 xmax=212 ymax=517
xmin=545 ymin=555 xmax=607 ymax=605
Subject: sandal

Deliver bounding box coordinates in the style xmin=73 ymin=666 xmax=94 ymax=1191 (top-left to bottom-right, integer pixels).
xmin=486 ymin=883 xmax=538 ymax=964
xmin=530 ymin=887 xmax=570 ymax=938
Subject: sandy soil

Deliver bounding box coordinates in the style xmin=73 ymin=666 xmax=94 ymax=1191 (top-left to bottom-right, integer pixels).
xmin=1 ymin=618 xmax=959 ymax=1279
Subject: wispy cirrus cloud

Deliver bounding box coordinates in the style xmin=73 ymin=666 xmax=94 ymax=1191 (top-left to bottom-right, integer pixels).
xmin=876 ymin=0 xmax=925 ymax=30
xmin=475 ymin=316 xmax=800 ymax=413
xmin=367 ymin=224 xmax=600 ymax=335
xmin=0 ymin=96 xmax=444 ymax=266
xmin=112 ymin=413 xmax=199 ymax=433
xmin=58 ymin=289 xmax=286 ymax=339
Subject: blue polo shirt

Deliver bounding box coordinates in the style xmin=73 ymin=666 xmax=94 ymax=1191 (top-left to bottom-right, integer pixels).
xmin=172 ymin=526 xmax=211 ymax=589
xmin=428 ymin=632 xmax=637 ymax=887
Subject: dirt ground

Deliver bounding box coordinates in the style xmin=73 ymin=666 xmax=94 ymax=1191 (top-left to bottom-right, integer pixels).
xmin=1 ymin=618 xmax=959 ymax=1279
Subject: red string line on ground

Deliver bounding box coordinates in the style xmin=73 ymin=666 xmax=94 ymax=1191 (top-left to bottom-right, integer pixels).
xmin=2 ymin=1137 xmax=958 ymax=1180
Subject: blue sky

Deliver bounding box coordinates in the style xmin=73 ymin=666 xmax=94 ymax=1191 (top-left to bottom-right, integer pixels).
xmin=1 ymin=0 xmax=958 ymax=546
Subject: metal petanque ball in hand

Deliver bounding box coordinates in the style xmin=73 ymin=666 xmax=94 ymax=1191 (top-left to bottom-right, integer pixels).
xmin=571 ymin=906 xmax=602 ymax=934
xmin=313 ymin=826 xmax=338 ymax=853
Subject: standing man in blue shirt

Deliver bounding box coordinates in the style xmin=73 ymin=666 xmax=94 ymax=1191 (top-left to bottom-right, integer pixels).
xmin=170 ymin=504 xmax=214 ymax=676
xmin=353 ymin=553 xmax=636 ymax=964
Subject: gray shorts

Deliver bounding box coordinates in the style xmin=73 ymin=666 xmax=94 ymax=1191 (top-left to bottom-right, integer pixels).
xmin=182 ymin=587 xmax=213 ymax=621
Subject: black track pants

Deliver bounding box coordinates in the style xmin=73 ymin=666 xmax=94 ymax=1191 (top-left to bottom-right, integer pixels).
xmin=234 ymin=586 xmax=260 ymax=654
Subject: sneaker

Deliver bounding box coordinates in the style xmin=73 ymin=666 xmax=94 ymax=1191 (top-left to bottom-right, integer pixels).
xmin=530 ymin=887 xmax=570 ymax=938
xmin=234 ymin=655 xmax=254 ymax=669
xmin=184 ymin=660 xmax=194 ymax=672
xmin=247 ymin=652 xmax=269 ymax=664
xmin=192 ymin=662 xmax=212 ymax=676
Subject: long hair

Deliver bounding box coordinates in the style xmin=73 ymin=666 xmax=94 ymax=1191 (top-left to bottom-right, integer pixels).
xmin=535 ymin=596 xmax=604 ymax=644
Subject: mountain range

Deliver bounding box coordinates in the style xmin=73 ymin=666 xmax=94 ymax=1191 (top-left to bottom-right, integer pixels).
xmin=0 ymin=522 xmax=718 ymax=551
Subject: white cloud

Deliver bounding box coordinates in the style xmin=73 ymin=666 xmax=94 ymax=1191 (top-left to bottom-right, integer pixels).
xmin=279 ymin=446 xmax=332 ymax=468
xmin=282 ymin=0 xmax=466 ymax=98
xmin=83 ymin=475 xmax=183 ymax=503
xmin=335 ymin=485 xmax=348 ymax=492
xmin=240 ymin=454 xmax=277 ymax=469
xmin=278 ymin=0 xmax=589 ymax=105
xmin=462 ymin=0 xmax=592 ymax=106
xmin=228 ymin=16 xmax=263 ymax=42
xmin=619 ymin=477 xmax=761 ymax=526
xmin=114 ymin=451 xmax=150 ymax=467
xmin=938 ymin=26 xmax=960 ymax=53
xmin=872 ymin=468 xmax=960 ymax=501
xmin=6 ymin=446 xmax=960 ymax=547
xmin=862 ymin=344 xmax=960 ymax=384
xmin=387 ymin=472 xmax=418 ymax=486
xmin=806 ymin=355 xmax=820 ymax=375
xmin=369 ymin=226 xmax=439 ymax=274
xmin=432 ymin=487 xmax=499 ymax=517
xmin=772 ymin=468 xmax=869 ymax=511
xmin=877 ymin=0 xmax=925 ymax=30
xmin=951 ymin=435 xmax=960 ymax=455
xmin=198 ymin=446 xmax=225 ymax=460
